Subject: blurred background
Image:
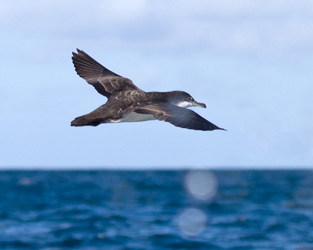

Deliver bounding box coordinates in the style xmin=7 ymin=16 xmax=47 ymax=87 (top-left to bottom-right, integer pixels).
xmin=1 ymin=0 xmax=313 ymax=169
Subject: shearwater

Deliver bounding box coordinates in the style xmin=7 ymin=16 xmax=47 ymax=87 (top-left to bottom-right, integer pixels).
xmin=71 ymin=49 xmax=225 ymax=131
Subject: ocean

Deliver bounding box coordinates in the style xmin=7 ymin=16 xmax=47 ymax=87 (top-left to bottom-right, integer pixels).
xmin=0 ymin=170 xmax=313 ymax=250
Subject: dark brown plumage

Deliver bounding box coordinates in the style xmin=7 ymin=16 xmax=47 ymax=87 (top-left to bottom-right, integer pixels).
xmin=71 ymin=49 xmax=225 ymax=131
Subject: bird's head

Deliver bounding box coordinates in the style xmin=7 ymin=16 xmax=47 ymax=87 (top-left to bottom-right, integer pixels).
xmin=168 ymin=91 xmax=206 ymax=108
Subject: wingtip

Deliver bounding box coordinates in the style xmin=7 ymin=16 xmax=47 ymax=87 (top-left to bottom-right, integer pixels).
xmin=72 ymin=49 xmax=83 ymax=57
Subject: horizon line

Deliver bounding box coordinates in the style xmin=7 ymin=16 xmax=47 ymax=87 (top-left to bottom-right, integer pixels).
xmin=0 ymin=166 xmax=312 ymax=171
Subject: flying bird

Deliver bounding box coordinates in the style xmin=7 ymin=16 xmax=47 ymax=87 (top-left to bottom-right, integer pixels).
xmin=71 ymin=49 xmax=225 ymax=131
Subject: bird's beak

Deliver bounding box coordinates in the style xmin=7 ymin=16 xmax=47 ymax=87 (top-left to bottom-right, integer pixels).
xmin=193 ymin=101 xmax=206 ymax=108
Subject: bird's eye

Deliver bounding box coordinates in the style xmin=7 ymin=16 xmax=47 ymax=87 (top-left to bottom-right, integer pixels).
xmin=188 ymin=97 xmax=193 ymax=101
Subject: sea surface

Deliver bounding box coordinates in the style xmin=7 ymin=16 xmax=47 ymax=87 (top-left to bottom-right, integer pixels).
xmin=0 ymin=170 xmax=313 ymax=250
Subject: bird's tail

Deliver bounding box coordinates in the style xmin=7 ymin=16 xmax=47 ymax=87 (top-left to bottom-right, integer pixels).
xmin=71 ymin=115 xmax=103 ymax=127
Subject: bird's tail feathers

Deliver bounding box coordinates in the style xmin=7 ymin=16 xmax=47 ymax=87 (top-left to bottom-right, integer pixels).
xmin=71 ymin=115 xmax=103 ymax=127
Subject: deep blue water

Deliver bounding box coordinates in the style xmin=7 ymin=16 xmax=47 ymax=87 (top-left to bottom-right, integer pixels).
xmin=0 ymin=170 xmax=313 ymax=250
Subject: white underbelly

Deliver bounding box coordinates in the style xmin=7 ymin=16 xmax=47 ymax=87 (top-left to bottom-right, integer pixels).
xmin=119 ymin=112 xmax=156 ymax=123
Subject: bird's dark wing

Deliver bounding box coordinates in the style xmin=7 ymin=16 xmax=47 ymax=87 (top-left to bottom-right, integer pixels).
xmin=135 ymin=104 xmax=225 ymax=131
xmin=72 ymin=49 xmax=140 ymax=98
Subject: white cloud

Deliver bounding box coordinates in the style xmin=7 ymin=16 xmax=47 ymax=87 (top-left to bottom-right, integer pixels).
xmin=1 ymin=0 xmax=313 ymax=55
xmin=172 ymin=0 xmax=313 ymax=17
xmin=0 ymin=0 xmax=147 ymax=30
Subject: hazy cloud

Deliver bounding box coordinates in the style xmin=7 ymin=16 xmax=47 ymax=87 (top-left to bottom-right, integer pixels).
xmin=2 ymin=0 xmax=313 ymax=55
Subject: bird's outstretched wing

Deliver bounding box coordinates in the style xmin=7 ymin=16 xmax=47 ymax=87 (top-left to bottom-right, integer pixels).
xmin=72 ymin=49 xmax=140 ymax=98
xmin=135 ymin=104 xmax=225 ymax=131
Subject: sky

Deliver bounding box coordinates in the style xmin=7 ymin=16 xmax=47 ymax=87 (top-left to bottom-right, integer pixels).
xmin=1 ymin=0 xmax=313 ymax=169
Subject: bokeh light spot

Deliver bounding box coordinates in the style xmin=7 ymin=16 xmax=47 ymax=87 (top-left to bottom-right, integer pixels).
xmin=178 ymin=208 xmax=207 ymax=236
xmin=185 ymin=170 xmax=218 ymax=201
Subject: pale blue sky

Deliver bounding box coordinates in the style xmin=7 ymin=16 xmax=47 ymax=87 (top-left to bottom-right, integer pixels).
xmin=1 ymin=0 xmax=313 ymax=168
